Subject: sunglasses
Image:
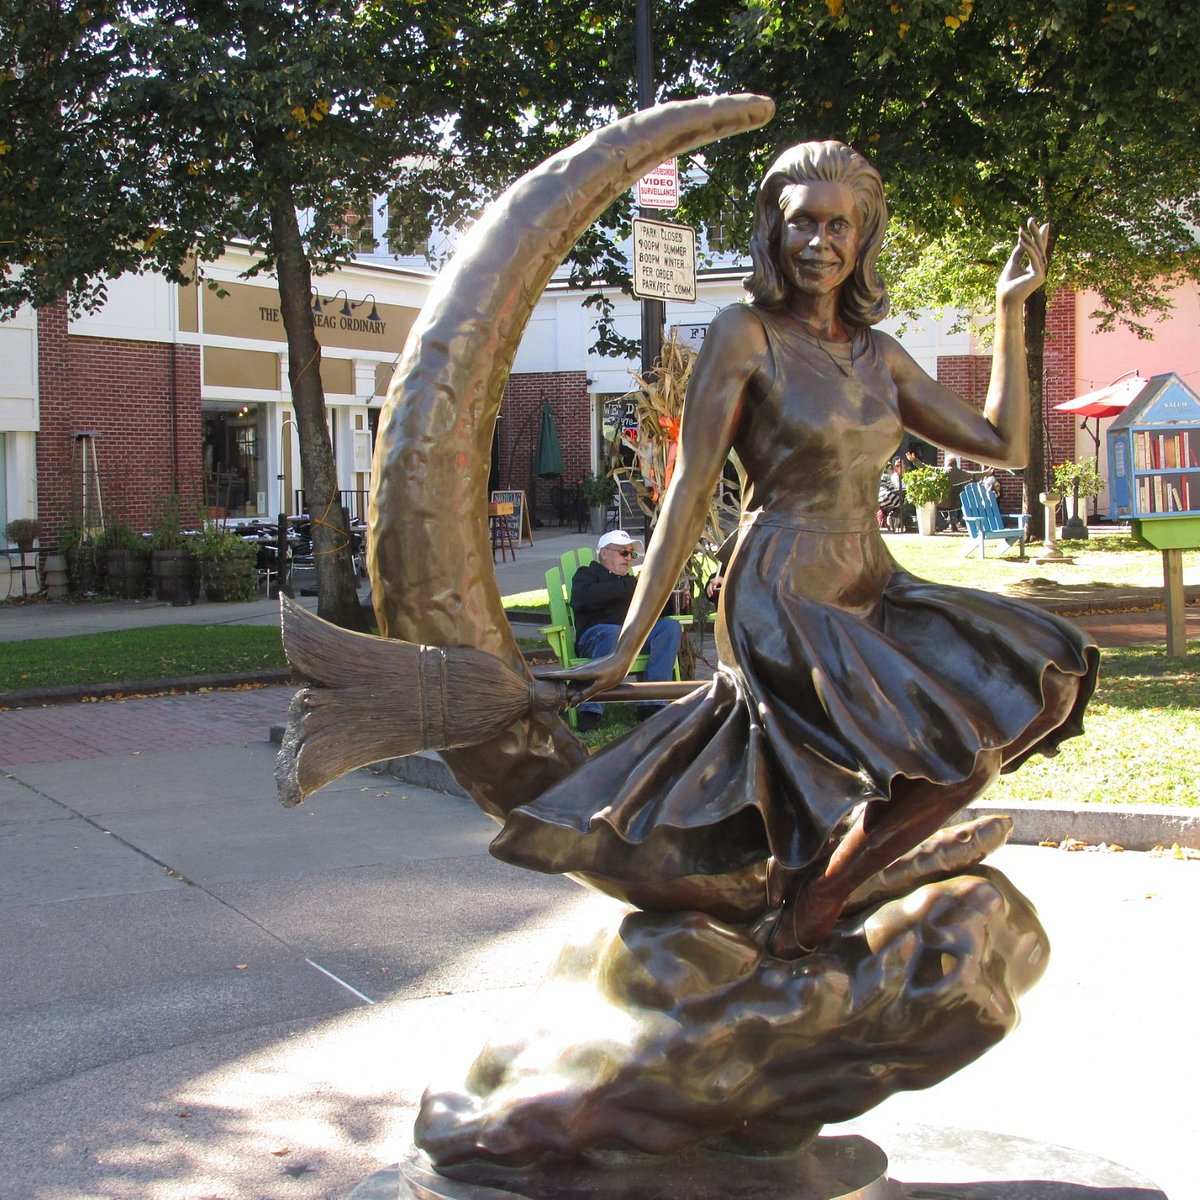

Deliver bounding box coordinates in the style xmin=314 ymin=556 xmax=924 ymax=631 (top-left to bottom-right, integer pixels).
xmin=609 ymin=547 xmax=635 ymax=558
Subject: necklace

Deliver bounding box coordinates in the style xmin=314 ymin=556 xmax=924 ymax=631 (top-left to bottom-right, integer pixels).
xmin=795 ymin=321 xmax=857 ymax=377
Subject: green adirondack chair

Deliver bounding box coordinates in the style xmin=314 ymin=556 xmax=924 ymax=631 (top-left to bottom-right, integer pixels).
xmin=541 ymin=548 xmax=685 ymax=728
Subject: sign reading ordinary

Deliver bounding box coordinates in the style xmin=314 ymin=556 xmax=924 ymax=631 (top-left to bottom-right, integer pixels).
xmin=632 ymin=219 xmax=697 ymax=302
xmin=635 ymin=158 xmax=680 ymax=209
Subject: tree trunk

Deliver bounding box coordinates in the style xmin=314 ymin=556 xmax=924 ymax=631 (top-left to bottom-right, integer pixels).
xmin=1024 ymin=289 xmax=1048 ymax=541
xmin=270 ymin=191 xmax=368 ymax=631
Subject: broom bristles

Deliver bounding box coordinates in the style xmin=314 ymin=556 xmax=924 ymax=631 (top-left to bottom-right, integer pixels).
xmin=275 ymin=596 xmax=563 ymax=806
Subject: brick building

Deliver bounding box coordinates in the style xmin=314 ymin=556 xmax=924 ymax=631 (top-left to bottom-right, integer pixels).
xmin=4 ymin=232 xmax=1194 ymax=597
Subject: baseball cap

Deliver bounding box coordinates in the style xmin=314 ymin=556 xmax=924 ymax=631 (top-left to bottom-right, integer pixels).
xmin=597 ymin=529 xmax=643 ymax=553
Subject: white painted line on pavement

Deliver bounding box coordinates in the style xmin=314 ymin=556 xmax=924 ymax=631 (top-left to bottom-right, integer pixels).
xmin=306 ymin=957 xmax=375 ymax=1005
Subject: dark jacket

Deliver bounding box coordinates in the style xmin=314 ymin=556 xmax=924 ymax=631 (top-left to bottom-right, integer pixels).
xmin=570 ymin=559 xmax=636 ymax=639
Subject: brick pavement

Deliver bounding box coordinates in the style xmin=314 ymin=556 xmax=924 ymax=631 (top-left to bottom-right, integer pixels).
xmin=0 ymin=684 xmax=293 ymax=768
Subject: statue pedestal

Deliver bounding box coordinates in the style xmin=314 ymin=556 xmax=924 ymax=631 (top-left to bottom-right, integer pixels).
xmin=349 ymin=1138 xmax=891 ymax=1199
xmin=349 ymin=1129 xmax=1169 ymax=1200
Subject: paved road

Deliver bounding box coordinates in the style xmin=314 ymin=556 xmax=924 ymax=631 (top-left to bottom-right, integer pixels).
xmin=1 ymin=683 xmax=1197 ymax=1198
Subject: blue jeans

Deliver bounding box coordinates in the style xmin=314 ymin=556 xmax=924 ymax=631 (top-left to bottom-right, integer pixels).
xmin=576 ymin=617 xmax=682 ymax=715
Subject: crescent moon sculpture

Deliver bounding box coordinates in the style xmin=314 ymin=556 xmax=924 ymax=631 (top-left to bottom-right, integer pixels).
xmin=367 ymin=95 xmax=774 ymax=818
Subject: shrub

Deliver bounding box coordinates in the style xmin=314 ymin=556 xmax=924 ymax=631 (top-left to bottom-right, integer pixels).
xmin=902 ymin=465 xmax=952 ymax=507
xmin=1051 ymin=459 xmax=1103 ymax=499
xmin=98 ymin=520 xmax=148 ymax=555
xmin=150 ymin=495 xmax=187 ymax=550
xmin=5 ymin=517 xmax=39 ymax=548
xmin=580 ymin=472 xmax=618 ymax=507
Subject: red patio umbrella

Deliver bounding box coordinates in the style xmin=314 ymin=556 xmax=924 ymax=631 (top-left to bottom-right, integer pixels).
xmin=1053 ymin=373 xmax=1147 ymax=520
xmin=1054 ymin=373 xmax=1147 ymax=454
xmin=1053 ymin=373 xmax=1146 ymax=419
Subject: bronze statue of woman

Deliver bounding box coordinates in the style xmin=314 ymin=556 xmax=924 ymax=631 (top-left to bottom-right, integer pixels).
xmin=491 ymin=140 xmax=1099 ymax=957
xmin=276 ymin=109 xmax=1101 ymax=1176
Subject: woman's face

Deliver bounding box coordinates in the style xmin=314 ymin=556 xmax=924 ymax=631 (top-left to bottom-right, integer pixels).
xmin=777 ymin=181 xmax=861 ymax=300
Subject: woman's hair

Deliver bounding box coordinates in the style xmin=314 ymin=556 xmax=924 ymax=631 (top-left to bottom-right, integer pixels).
xmin=744 ymin=141 xmax=890 ymax=328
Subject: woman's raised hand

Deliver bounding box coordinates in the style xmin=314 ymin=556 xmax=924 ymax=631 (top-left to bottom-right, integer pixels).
xmin=997 ymin=219 xmax=1049 ymax=307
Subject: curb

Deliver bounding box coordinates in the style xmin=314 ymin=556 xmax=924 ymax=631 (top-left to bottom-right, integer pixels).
xmin=0 ymin=668 xmax=293 ymax=709
xmin=956 ymin=799 xmax=1200 ymax=853
xmin=367 ymin=748 xmax=1200 ymax=852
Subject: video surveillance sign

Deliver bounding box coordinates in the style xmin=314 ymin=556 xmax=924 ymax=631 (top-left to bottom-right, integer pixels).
xmin=635 ymin=158 xmax=680 ymax=209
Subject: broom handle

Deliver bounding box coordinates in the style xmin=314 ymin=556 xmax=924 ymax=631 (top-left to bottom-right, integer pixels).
xmin=589 ymin=680 xmax=708 ymax=702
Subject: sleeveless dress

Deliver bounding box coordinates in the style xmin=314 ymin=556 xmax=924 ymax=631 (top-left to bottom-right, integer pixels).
xmin=491 ymin=309 xmax=1100 ymax=885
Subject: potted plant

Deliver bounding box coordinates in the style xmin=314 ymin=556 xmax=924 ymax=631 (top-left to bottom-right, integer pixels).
xmin=149 ymin=495 xmax=197 ymax=602
xmin=190 ymin=518 xmax=258 ymax=601
xmin=902 ymin=465 xmax=952 ymax=536
xmin=1051 ymin=459 xmax=1103 ymax=518
xmin=580 ymin=472 xmax=617 ymax=535
xmin=100 ymin=521 xmax=150 ymax=598
xmin=5 ymin=517 xmax=39 ymax=553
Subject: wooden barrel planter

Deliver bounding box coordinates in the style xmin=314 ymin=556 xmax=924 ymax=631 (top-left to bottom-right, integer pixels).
xmin=104 ymin=549 xmax=151 ymax=599
xmin=151 ymin=548 xmax=197 ymax=602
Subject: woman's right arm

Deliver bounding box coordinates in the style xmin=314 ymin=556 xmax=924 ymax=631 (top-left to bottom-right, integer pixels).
xmin=552 ymin=306 xmax=765 ymax=701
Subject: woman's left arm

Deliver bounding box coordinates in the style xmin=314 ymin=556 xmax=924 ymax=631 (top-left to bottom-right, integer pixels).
xmin=883 ymin=220 xmax=1049 ymax=469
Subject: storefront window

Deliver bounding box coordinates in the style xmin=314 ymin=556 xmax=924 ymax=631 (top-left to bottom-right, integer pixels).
xmin=203 ymin=405 xmax=263 ymax=518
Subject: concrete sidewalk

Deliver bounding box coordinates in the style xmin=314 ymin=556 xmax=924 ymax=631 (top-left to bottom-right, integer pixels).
xmin=0 ymin=683 xmax=1196 ymax=1198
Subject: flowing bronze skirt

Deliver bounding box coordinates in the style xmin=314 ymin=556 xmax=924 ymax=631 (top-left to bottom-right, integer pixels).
xmin=492 ymin=522 xmax=1099 ymax=883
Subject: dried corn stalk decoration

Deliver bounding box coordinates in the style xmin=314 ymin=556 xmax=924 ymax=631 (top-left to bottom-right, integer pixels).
xmin=609 ymin=333 xmax=744 ymax=540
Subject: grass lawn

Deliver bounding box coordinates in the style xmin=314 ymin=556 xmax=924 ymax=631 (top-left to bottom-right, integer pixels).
xmin=988 ymin=642 xmax=1199 ymax=807
xmin=538 ymin=532 xmax=1200 ymax=808
xmin=887 ymin=531 xmax=1199 ymax=594
xmin=501 ymin=533 xmax=1200 ymax=614
xmin=574 ymin=640 xmax=1200 ymax=807
xmin=0 ymin=625 xmax=286 ymax=693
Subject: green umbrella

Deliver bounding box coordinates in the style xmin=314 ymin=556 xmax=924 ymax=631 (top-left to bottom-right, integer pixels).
xmin=535 ymin=400 xmax=564 ymax=477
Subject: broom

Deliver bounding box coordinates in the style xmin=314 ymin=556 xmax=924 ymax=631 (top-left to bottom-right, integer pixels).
xmin=275 ymin=596 xmax=703 ymax=807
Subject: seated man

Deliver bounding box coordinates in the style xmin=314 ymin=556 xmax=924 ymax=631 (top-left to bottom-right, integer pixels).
xmin=571 ymin=529 xmax=682 ymax=732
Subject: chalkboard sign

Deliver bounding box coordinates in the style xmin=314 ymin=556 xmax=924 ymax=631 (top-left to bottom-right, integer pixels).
xmin=490 ymin=489 xmax=534 ymax=546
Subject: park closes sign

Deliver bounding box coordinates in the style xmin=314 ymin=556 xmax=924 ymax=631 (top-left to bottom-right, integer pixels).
xmin=632 ymin=218 xmax=696 ymax=302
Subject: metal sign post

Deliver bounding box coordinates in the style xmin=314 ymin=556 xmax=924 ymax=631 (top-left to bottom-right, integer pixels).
xmin=636 ymin=0 xmax=664 ymax=379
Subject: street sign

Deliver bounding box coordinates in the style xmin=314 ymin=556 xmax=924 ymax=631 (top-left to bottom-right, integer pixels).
xmin=671 ymin=322 xmax=710 ymax=351
xmin=635 ymin=158 xmax=679 ymax=209
xmin=632 ymin=218 xmax=696 ymax=302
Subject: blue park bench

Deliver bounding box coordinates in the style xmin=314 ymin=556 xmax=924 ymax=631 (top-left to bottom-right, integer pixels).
xmin=960 ymin=481 xmax=1029 ymax=558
